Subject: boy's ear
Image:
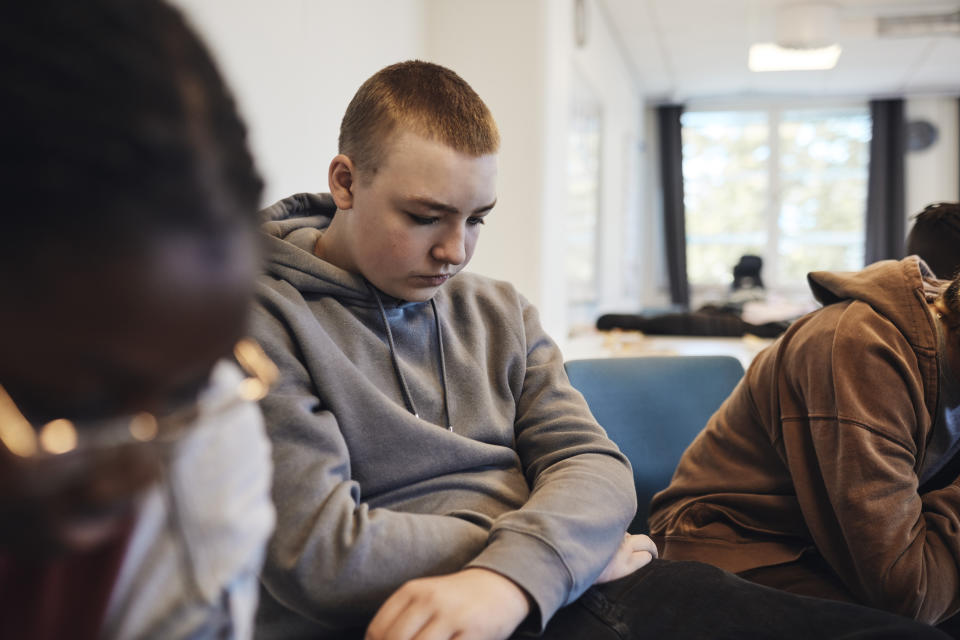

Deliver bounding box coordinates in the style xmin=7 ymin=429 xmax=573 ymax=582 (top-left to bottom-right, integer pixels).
xmin=328 ymin=154 xmax=356 ymax=210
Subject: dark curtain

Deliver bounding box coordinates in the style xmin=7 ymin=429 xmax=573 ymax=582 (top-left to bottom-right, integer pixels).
xmin=864 ymin=98 xmax=906 ymax=264
xmin=657 ymin=104 xmax=689 ymax=307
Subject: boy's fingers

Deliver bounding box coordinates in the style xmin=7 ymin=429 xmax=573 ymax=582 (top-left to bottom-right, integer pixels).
xmin=626 ymin=533 xmax=659 ymax=558
xmin=367 ymin=590 xmax=415 ymax=640
xmin=632 ymin=550 xmax=654 ymax=571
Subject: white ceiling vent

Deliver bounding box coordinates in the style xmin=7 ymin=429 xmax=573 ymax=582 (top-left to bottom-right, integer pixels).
xmin=877 ymin=9 xmax=960 ymax=38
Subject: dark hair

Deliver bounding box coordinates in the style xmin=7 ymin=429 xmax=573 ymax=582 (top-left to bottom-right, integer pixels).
xmin=338 ymin=60 xmax=500 ymax=179
xmin=941 ymin=275 xmax=960 ymax=317
xmin=906 ymin=203 xmax=960 ymax=279
xmin=0 ymin=0 xmax=263 ymax=266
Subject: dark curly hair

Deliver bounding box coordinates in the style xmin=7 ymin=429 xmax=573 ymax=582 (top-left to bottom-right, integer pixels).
xmin=939 ymin=274 xmax=960 ymax=321
xmin=0 ymin=0 xmax=263 ymax=267
xmin=907 ymin=202 xmax=960 ymax=280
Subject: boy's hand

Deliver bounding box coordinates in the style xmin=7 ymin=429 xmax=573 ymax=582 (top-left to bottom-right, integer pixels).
xmin=594 ymin=533 xmax=658 ymax=584
xmin=365 ymin=567 xmax=530 ymax=640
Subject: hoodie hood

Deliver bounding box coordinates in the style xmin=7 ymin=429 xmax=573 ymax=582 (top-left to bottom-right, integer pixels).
xmin=807 ymin=257 xmax=942 ymax=351
xmin=257 ymin=192 xmax=450 ymax=427
xmin=259 ymin=192 xmax=377 ymax=307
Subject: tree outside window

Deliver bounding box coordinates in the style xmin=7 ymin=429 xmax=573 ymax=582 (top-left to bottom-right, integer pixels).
xmin=682 ymin=106 xmax=870 ymax=303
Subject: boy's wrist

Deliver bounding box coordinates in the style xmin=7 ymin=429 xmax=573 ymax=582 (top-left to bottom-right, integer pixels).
xmin=462 ymin=567 xmax=533 ymax=617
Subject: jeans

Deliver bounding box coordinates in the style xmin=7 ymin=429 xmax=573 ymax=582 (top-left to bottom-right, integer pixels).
xmin=523 ymin=559 xmax=949 ymax=639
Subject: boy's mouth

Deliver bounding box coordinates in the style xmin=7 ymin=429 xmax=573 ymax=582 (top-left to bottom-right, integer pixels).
xmin=415 ymin=274 xmax=452 ymax=286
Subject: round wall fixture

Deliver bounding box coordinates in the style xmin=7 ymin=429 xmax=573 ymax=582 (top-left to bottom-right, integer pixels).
xmin=906 ymin=119 xmax=939 ymax=152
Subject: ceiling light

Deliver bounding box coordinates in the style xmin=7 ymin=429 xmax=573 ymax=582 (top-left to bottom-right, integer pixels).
xmin=748 ymin=43 xmax=842 ymax=71
xmin=776 ymin=3 xmax=840 ymax=49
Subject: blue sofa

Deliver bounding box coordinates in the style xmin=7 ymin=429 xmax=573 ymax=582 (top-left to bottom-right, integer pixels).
xmin=564 ymin=355 xmax=744 ymax=533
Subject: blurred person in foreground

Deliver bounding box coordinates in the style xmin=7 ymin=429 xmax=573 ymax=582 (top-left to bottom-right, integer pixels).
xmin=0 ymin=1 xmax=275 ymax=638
xmin=650 ymin=256 xmax=960 ymax=633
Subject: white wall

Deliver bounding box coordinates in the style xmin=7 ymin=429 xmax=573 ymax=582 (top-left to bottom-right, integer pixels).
xmin=905 ymin=96 xmax=960 ymax=225
xmin=422 ymin=0 xmax=552 ymax=326
xmin=171 ymin=0 xmax=426 ymax=205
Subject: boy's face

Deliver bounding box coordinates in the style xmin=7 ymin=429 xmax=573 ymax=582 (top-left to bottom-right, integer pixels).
xmin=338 ymin=131 xmax=497 ymax=302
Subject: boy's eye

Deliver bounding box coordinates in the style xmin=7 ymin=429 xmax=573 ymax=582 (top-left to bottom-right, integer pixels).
xmin=408 ymin=213 xmax=439 ymax=225
xmin=467 ymin=217 xmax=486 ymax=226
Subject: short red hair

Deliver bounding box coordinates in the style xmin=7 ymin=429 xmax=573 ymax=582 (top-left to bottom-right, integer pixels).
xmin=338 ymin=60 xmax=500 ymax=179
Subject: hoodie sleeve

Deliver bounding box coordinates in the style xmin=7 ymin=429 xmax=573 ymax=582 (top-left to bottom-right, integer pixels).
xmin=250 ymin=303 xmax=489 ymax=628
xmin=780 ymin=303 xmax=960 ymax=624
xmin=465 ymin=295 xmax=637 ymax=629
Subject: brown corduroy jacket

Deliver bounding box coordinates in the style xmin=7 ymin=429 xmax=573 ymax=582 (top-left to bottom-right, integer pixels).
xmin=649 ymin=257 xmax=960 ymax=624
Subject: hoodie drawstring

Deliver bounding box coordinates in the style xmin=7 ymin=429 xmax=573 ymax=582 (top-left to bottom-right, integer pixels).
xmin=433 ymin=297 xmax=453 ymax=431
xmin=369 ymin=285 xmax=453 ymax=431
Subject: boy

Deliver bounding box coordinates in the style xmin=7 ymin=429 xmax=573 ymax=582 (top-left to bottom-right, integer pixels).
xmin=0 ymin=2 xmax=275 ymax=637
xmin=650 ymin=258 xmax=960 ymax=629
xmin=252 ymin=60 xmax=947 ymax=639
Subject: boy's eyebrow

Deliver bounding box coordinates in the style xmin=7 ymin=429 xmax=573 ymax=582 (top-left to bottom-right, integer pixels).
xmin=405 ymin=196 xmax=497 ymax=215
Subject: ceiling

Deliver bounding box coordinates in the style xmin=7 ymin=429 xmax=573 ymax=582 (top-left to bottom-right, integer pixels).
xmin=599 ymin=0 xmax=960 ymax=103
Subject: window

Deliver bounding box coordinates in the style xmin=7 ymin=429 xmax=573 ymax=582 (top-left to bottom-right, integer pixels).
xmin=681 ymin=106 xmax=871 ymax=300
xmin=565 ymin=77 xmax=603 ymax=322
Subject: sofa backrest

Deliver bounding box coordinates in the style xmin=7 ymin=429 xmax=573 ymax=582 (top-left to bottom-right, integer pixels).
xmin=564 ymin=355 xmax=744 ymax=533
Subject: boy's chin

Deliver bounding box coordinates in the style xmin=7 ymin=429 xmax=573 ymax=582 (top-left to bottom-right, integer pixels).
xmin=377 ymin=282 xmax=446 ymax=304
xmin=403 ymin=289 xmax=441 ymax=303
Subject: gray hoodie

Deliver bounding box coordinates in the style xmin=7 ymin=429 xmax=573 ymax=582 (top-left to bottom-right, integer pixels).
xmin=251 ymin=193 xmax=635 ymax=638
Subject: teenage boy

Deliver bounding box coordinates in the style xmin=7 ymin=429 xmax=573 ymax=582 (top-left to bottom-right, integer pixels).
xmin=0 ymin=2 xmax=275 ymax=638
xmin=252 ymin=60 xmax=947 ymax=639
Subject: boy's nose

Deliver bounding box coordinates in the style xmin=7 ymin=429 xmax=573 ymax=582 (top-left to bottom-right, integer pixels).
xmin=432 ymin=228 xmax=466 ymax=265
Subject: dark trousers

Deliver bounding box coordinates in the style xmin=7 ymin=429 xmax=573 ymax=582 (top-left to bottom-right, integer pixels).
xmin=740 ymin=553 xmax=960 ymax=639
xmin=522 ymin=559 xmax=948 ymax=639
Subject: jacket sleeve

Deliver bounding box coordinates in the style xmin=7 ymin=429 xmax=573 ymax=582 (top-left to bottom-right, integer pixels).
xmin=251 ymin=303 xmax=489 ymax=628
xmin=780 ymin=313 xmax=960 ymax=624
xmin=101 ymin=361 xmax=275 ymax=640
xmin=465 ymin=296 xmax=637 ymax=629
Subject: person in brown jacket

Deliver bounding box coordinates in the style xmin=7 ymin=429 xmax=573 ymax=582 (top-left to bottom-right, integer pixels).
xmin=649 ymin=256 xmax=960 ymax=628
